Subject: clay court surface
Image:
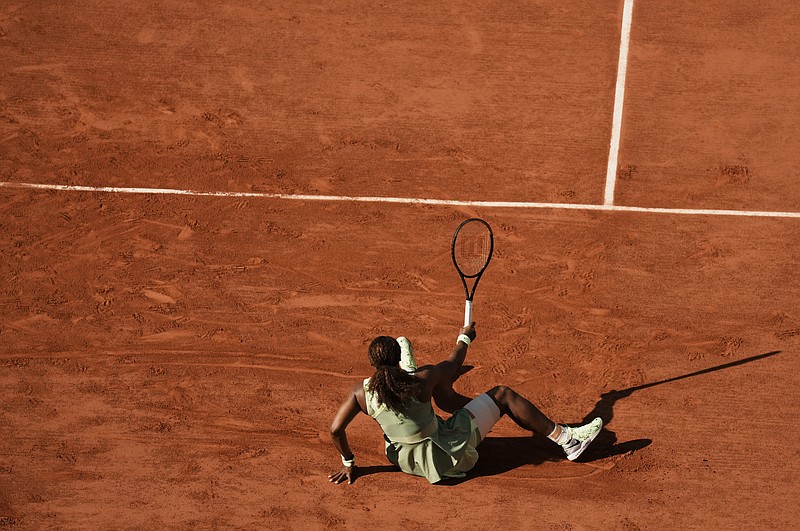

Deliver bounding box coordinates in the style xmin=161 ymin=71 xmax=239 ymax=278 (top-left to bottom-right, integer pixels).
xmin=2 ymin=1 xmax=800 ymax=529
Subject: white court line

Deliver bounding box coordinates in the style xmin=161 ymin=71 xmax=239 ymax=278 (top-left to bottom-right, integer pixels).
xmin=604 ymin=0 xmax=635 ymax=206
xmin=2 ymin=181 xmax=800 ymax=218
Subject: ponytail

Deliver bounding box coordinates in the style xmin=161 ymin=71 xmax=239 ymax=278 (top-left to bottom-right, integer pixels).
xmin=367 ymin=337 xmax=421 ymax=412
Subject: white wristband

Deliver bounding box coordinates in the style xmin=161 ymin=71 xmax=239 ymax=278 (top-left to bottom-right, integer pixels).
xmin=341 ymin=455 xmax=355 ymax=467
xmin=457 ymin=334 xmax=471 ymax=346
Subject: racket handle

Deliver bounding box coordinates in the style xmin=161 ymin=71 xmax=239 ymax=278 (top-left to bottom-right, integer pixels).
xmin=464 ymin=300 xmax=473 ymax=327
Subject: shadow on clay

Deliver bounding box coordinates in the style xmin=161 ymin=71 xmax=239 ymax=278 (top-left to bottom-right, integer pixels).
xmin=574 ymin=349 xmax=781 ymax=462
xmin=441 ymin=350 xmax=780 ymax=484
xmin=350 ymin=465 xmax=402 ymax=484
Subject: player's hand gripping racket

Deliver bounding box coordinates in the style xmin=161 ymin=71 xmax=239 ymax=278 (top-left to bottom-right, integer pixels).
xmin=451 ymin=218 xmax=494 ymax=326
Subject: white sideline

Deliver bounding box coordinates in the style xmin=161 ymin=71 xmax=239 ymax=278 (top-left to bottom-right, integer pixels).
xmin=2 ymin=181 xmax=800 ymax=219
xmin=604 ymin=0 xmax=635 ymax=206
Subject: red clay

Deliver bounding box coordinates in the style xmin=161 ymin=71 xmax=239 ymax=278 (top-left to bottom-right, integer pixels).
xmin=2 ymin=1 xmax=799 ymax=529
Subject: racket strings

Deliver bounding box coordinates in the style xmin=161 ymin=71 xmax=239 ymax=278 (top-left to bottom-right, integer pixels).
xmin=454 ymin=224 xmax=492 ymax=277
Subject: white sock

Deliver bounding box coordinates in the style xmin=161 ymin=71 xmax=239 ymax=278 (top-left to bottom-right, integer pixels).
xmin=547 ymin=424 xmax=572 ymax=445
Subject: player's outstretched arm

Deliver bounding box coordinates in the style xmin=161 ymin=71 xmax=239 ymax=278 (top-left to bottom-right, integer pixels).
xmin=439 ymin=322 xmax=476 ymax=382
xmin=424 ymin=323 xmax=476 ymax=413
xmin=328 ymin=382 xmax=365 ymax=485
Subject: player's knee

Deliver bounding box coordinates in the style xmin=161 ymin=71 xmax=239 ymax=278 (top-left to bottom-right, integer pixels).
xmin=488 ymin=385 xmax=516 ymax=406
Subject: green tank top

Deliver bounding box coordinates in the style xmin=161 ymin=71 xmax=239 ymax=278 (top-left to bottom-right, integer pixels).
xmin=363 ymin=377 xmax=481 ymax=483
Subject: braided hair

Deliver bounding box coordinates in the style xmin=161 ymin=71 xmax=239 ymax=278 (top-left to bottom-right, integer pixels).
xmin=366 ymin=336 xmax=421 ymax=413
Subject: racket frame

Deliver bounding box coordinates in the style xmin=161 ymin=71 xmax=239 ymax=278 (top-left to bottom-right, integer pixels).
xmin=451 ymin=218 xmax=494 ymax=326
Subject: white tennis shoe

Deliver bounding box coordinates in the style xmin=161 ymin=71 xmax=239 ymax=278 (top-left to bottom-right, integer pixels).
xmin=562 ymin=417 xmax=603 ymax=461
xmin=396 ymin=337 xmax=417 ymax=372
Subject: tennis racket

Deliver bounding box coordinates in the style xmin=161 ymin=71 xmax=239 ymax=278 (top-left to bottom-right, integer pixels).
xmin=451 ymin=218 xmax=494 ymax=326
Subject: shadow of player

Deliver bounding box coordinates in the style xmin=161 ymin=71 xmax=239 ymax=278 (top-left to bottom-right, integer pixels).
xmin=575 ymin=350 xmax=781 ymax=462
xmin=442 ymin=350 xmax=780 ymax=483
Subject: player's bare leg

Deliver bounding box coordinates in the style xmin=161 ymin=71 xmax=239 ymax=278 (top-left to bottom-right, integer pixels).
xmin=486 ymin=385 xmax=603 ymax=461
xmin=432 ymin=380 xmax=471 ymax=413
xmin=485 ymin=385 xmax=555 ymax=434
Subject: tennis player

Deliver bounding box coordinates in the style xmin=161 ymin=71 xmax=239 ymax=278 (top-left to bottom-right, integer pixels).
xmin=328 ymin=322 xmax=603 ymax=484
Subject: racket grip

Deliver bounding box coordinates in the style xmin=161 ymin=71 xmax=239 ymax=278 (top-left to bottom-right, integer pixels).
xmin=464 ymin=300 xmax=473 ymax=327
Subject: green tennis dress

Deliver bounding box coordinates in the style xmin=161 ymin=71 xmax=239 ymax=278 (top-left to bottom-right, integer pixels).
xmin=363 ymin=378 xmax=481 ymax=483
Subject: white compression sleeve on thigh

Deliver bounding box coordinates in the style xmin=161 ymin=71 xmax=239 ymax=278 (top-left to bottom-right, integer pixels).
xmin=464 ymin=393 xmax=502 ymax=440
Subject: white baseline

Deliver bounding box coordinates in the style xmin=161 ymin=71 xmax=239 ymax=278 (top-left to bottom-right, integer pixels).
xmin=2 ymin=181 xmax=800 ymax=219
